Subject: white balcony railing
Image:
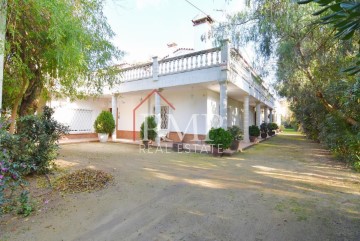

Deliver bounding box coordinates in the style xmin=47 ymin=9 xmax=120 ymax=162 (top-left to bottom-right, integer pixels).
xmin=230 ymin=49 xmax=275 ymax=107
xmin=117 ymin=44 xmax=275 ymax=107
xmin=158 ymin=47 xmax=221 ymax=75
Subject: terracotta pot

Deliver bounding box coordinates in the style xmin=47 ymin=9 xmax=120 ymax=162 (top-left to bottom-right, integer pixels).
xmin=249 ymin=136 xmax=257 ymax=142
xmin=212 ymin=147 xmax=223 ymax=157
xmin=142 ymin=140 xmax=149 ymax=149
xmin=230 ymin=140 xmax=240 ymax=151
xmin=268 ymin=131 xmax=275 ymax=136
xmin=172 ymin=142 xmax=183 ymax=152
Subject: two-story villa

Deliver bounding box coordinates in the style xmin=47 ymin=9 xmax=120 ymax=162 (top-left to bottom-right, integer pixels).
xmin=50 ymin=16 xmax=278 ymax=145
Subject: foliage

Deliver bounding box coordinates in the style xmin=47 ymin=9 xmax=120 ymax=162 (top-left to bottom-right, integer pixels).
xmin=206 ymin=128 xmax=233 ymax=150
xmin=260 ymin=122 xmax=268 ymax=134
xmin=17 ymin=190 xmax=32 ymax=217
xmin=3 ymin=0 xmax=123 ymax=132
xmin=214 ymin=0 xmax=360 ymax=170
xmin=1 ymin=106 xmax=68 ymax=175
xmin=227 ymin=125 xmax=243 ymax=141
xmin=298 ymin=0 xmax=360 ymax=75
xmin=0 ymin=120 xmax=28 ymax=216
xmin=249 ymin=125 xmax=260 ymax=137
xmin=140 ymin=116 xmax=157 ymax=141
xmin=268 ymin=123 xmax=279 ymax=131
xmin=54 ymin=169 xmax=113 ymax=193
xmin=94 ymin=111 xmax=115 ymax=134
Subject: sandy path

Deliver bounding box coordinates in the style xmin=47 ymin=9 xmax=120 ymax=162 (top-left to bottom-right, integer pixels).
xmin=1 ymin=131 xmax=360 ymax=241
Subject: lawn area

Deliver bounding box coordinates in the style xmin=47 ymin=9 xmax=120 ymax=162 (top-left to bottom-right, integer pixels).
xmin=1 ymin=132 xmax=360 ymax=240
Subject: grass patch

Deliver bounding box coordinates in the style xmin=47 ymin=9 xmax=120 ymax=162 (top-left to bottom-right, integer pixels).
xmin=275 ymin=199 xmax=315 ymax=221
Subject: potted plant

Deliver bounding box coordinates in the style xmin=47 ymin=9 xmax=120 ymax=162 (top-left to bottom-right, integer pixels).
xmin=228 ymin=125 xmax=243 ymax=151
xmin=249 ymin=125 xmax=260 ymax=142
xmin=267 ymin=123 xmax=278 ymax=136
xmin=140 ymin=116 xmax=157 ymax=149
xmin=260 ymin=122 xmax=268 ymax=139
xmin=206 ymin=127 xmax=232 ymax=157
xmin=94 ymin=111 xmax=115 ymax=143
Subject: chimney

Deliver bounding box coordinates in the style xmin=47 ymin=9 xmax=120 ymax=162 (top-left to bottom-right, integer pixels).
xmin=192 ymin=15 xmax=214 ymax=51
xmin=167 ymin=42 xmax=178 ymax=57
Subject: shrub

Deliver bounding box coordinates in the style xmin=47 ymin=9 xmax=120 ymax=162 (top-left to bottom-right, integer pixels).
xmin=228 ymin=125 xmax=243 ymax=141
xmin=14 ymin=107 xmax=68 ymax=174
xmin=0 ymin=107 xmax=67 ymax=216
xmin=206 ymin=127 xmax=233 ymax=149
xmin=94 ymin=111 xmax=115 ymax=134
xmin=249 ymin=125 xmax=260 ymax=137
xmin=260 ymin=122 xmax=268 ymax=134
xmin=268 ymin=122 xmax=279 ymax=131
xmin=140 ymin=116 xmax=157 ymax=141
xmin=0 ymin=120 xmax=29 ymax=216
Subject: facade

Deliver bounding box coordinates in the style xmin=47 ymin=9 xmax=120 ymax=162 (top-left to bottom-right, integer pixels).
xmin=51 ymin=17 xmax=278 ymax=145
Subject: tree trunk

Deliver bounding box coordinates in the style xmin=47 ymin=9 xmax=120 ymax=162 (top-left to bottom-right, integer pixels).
xmin=0 ymin=0 xmax=7 ymax=116
xmin=9 ymin=77 xmax=27 ymax=134
xmin=18 ymin=59 xmax=43 ymax=116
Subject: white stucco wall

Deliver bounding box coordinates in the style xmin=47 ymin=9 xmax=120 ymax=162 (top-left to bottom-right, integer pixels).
xmin=117 ymin=89 xmax=208 ymax=135
xmin=50 ymin=98 xmax=110 ymax=133
xmin=165 ymin=89 xmax=207 ymax=135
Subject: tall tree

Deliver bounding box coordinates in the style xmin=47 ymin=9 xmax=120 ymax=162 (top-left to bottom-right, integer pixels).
xmin=0 ymin=0 xmax=6 ymax=116
xmin=4 ymin=0 xmax=122 ymax=133
xmin=213 ymin=0 xmax=359 ymax=167
xmin=298 ymin=0 xmax=360 ymax=75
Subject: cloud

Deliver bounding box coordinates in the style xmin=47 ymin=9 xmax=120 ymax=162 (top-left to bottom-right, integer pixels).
xmin=136 ymin=0 xmax=162 ymax=9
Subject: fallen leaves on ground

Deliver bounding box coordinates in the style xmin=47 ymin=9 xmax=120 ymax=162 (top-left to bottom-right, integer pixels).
xmin=54 ymin=169 xmax=113 ymax=193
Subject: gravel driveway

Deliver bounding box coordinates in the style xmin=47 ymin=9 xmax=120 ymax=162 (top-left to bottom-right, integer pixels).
xmin=2 ymin=131 xmax=360 ymax=241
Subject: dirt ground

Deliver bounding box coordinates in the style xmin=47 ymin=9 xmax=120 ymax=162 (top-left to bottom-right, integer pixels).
xmin=1 ymin=131 xmax=360 ymax=241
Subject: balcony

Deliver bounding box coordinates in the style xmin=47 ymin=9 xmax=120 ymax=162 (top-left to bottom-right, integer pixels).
xmin=113 ymin=43 xmax=275 ymax=108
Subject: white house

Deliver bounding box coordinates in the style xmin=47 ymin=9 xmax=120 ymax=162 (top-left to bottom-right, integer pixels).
xmin=50 ymin=16 xmax=278 ymax=145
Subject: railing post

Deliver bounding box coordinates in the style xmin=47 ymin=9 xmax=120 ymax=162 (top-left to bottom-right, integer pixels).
xmin=221 ymin=39 xmax=230 ymax=82
xmin=221 ymin=39 xmax=230 ymax=68
xmin=152 ymin=56 xmax=159 ymax=81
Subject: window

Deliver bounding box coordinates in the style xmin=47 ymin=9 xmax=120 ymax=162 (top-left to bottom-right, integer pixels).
xmin=160 ymin=106 xmax=169 ymax=129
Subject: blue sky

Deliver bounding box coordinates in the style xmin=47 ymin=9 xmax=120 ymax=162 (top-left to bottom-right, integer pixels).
xmin=104 ymin=0 xmax=246 ymax=63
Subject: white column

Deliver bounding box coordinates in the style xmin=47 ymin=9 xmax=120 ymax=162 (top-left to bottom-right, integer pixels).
xmin=264 ymin=107 xmax=269 ymax=123
xmin=256 ymin=103 xmax=261 ymax=127
xmin=152 ymin=56 xmax=159 ymax=81
xmin=243 ymin=95 xmax=250 ymax=142
xmin=219 ymin=81 xmax=228 ymax=129
xmin=154 ymin=92 xmax=161 ymax=146
xmin=221 ymin=39 xmax=230 ymax=67
xmin=111 ymin=94 xmax=118 ymax=141
xmin=269 ymin=109 xmax=273 ymax=123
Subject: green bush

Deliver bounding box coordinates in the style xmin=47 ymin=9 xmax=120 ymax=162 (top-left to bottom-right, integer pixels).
xmin=249 ymin=125 xmax=260 ymax=137
xmin=228 ymin=125 xmax=243 ymax=141
xmin=260 ymin=122 xmax=268 ymax=134
xmin=140 ymin=116 xmax=157 ymax=141
xmin=0 ymin=121 xmax=28 ymax=216
xmin=14 ymin=107 xmax=68 ymax=174
xmin=206 ymin=127 xmax=233 ymax=149
xmin=94 ymin=111 xmax=115 ymax=134
xmin=267 ymin=122 xmax=279 ymax=131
